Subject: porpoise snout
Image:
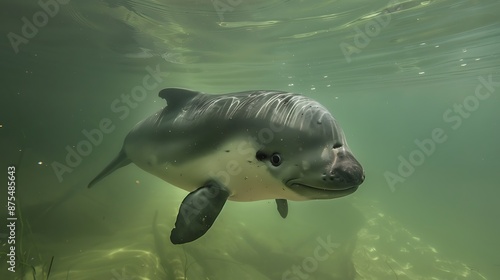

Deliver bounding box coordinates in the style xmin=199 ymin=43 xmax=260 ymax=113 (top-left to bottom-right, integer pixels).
xmin=326 ymin=163 xmax=364 ymax=187
xmin=323 ymin=149 xmax=365 ymax=188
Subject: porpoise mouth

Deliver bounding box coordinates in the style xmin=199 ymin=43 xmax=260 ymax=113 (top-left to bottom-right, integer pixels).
xmin=286 ymin=180 xmax=359 ymax=199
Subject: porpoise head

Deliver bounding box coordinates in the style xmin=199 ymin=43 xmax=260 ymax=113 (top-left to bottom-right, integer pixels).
xmin=251 ymin=96 xmax=365 ymax=200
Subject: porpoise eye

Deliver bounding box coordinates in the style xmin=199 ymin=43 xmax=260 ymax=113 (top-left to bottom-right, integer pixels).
xmin=270 ymin=153 xmax=282 ymax=166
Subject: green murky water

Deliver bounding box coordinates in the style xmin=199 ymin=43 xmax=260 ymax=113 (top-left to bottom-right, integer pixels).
xmin=1 ymin=0 xmax=499 ymax=279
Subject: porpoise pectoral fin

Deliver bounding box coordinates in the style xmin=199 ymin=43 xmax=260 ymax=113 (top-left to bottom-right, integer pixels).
xmin=170 ymin=180 xmax=230 ymax=244
xmin=275 ymin=199 xmax=288 ymax=219
xmin=159 ymin=88 xmax=200 ymax=108
xmin=87 ymin=148 xmax=131 ymax=188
